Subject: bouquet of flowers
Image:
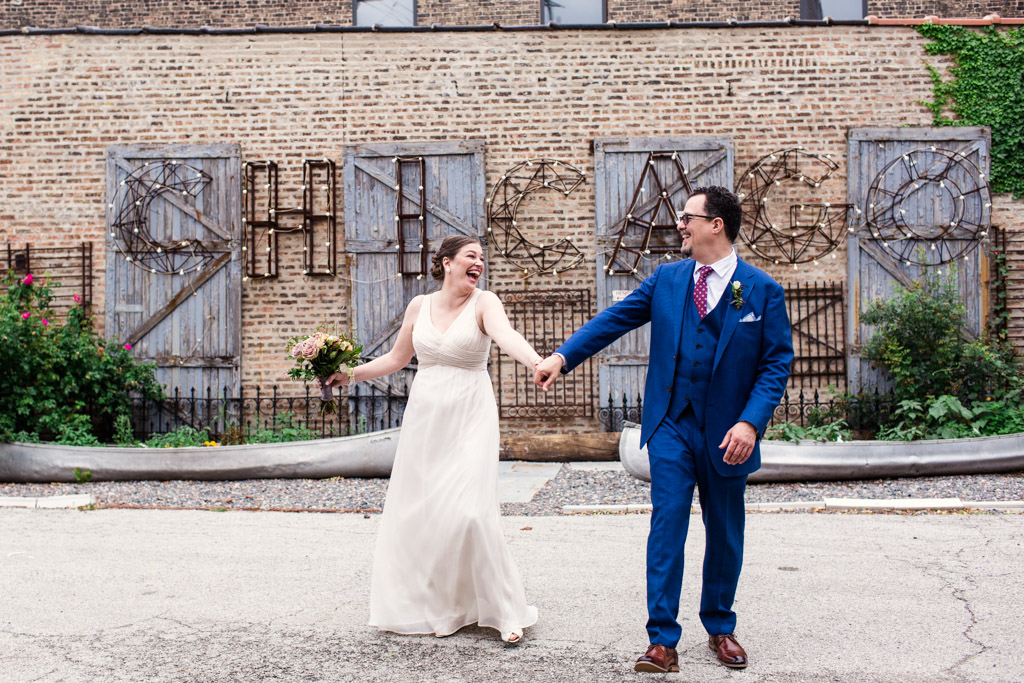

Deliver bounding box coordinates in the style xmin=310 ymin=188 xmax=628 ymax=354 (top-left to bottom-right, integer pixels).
xmin=286 ymin=327 xmax=362 ymax=416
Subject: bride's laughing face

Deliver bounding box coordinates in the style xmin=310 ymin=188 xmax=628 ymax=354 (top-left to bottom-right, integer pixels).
xmin=446 ymin=243 xmax=485 ymax=289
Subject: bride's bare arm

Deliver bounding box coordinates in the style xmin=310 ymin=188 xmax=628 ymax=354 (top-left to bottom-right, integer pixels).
xmin=477 ymin=291 xmax=543 ymax=369
xmin=325 ymin=295 xmax=422 ymax=387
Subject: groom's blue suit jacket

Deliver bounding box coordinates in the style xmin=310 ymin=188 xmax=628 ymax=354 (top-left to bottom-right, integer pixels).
xmin=558 ymin=257 xmax=794 ymax=477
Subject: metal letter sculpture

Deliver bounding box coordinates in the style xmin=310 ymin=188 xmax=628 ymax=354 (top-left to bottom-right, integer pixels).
xmin=736 ymin=148 xmax=852 ymax=266
xmin=242 ymin=159 xmax=336 ymax=279
xmin=394 ymin=156 xmax=428 ymax=277
xmin=862 ymin=147 xmax=992 ymax=266
xmin=606 ymin=151 xmax=691 ymax=276
xmin=487 ymin=158 xmax=586 ymax=276
xmin=110 ymin=160 xmax=215 ymax=275
xmin=242 ymin=160 xmax=280 ymax=279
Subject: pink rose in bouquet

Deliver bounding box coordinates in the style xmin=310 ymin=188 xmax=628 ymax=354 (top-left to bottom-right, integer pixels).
xmin=287 ymin=326 xmax=362 ymax=416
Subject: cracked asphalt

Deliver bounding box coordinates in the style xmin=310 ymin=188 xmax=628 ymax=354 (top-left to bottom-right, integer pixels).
xmin=2 ymin=508 xmax=1022 ymax=682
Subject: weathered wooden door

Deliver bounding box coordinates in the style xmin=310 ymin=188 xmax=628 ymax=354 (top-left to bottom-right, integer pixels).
xmin=847 ymin=127 xmax=991 ymax=393
xmin=105 ymin=144 xmax=242 ymax=394
xmin=593 ymin=136 xmax=733 ymax=404
xmin=342 ymin=141 xmax=486 ymax=409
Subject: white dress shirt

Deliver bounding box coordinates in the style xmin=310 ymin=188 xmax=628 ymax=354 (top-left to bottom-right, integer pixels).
xmin=693 ymin=248 xmax=738 ymax=313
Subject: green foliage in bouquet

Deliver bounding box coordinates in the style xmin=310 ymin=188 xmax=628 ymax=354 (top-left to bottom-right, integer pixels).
xmin=286 ymin=327 xmax=362 ymax=382
xmin=287 ymin=326 xmax=361 ymax=416
xmin=0 ymin=271 xmax=164 ymax=443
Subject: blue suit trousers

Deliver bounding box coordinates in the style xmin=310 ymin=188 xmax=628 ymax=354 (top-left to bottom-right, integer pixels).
xmin=645 ymin=408 xmax=748 ymax=646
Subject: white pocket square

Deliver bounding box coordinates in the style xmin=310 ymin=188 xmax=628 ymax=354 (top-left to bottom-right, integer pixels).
xmin=740 ymin=312 xmax=761 ymax=323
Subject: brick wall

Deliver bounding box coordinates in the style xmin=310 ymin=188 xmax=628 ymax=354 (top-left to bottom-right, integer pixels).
xmin=1 ymin=0 xmax=1020 ymax=30
xmin=2 ymin=26 xmax=1022 ymax=437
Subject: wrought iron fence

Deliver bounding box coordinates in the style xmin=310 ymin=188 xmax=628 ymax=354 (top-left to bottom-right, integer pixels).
xmin=785 ymin=280 xmax=846 ymax=391
xmin=496 ymin=288 xmax=595 ymax=419
xmin=128 ymin=384 xmax=408 ymax=441
xmin=4 ymin=242 xmax=94 ymax=315
xmin=597 ymin=391 xmax=644 ymax=433
xmin=597 ymin=389 xmax=893 ymax=434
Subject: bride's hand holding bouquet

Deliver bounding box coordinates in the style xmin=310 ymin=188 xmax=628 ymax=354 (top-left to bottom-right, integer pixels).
xmin=287 ymin=327 xmax=362 ymax=416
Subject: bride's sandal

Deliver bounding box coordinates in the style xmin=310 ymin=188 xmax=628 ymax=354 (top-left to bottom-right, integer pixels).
xmin=501 ymin=630 xmax=523 ymax=645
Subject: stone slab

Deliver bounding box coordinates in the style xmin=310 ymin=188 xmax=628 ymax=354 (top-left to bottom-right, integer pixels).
xmin=964 ymin=500 xmax=1024 ymax=510
xmin=0 ymin=494 xmax=93 ymax=509
xmin=824 ymin=497 xmax=964 ymax=510
xmin=0 ymin=496 xmax=38 ymax=508
xmin=497 ymin=462 xmax=562 ymax=503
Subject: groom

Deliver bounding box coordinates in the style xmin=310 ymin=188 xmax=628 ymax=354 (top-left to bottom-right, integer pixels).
xmin=535 ymin=186 xmax=793 ymax=672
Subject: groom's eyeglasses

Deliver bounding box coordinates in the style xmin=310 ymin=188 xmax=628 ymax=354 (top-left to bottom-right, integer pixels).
xmin=678 ymin=213 xmax=717 ymax=226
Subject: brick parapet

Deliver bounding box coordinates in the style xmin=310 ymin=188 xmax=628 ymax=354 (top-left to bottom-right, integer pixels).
xmin=1 ymin=1 xmax=1020 ymax=30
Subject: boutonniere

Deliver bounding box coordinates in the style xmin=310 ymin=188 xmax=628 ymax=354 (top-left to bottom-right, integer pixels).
xmin=730 ymin=280 xmax=744 ymax=310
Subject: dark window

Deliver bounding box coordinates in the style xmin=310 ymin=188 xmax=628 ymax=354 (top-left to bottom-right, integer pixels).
xmin=354 ymin=0 xmax=416 ymax=27
xmin=541 ymin=0 xmax=606 ymax=24
xmin=800 ymin=0 xmax=866 ymax=20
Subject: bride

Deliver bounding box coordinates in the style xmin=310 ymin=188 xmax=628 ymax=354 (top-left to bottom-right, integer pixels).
xmin=326 ymin=235 xmax=541 ymax=644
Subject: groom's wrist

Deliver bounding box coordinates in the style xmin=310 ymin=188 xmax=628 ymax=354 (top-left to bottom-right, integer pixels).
xmin=551 ymin=352 xmax=566 ymax=367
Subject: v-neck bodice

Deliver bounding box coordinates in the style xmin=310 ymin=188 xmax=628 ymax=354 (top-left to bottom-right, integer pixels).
xmin=413 ymin=289 xmax=490 ymax=371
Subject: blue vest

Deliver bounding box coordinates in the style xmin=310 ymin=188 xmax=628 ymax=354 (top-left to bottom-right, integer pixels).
xmin=667 ymin=274 xmax=729 ymax=425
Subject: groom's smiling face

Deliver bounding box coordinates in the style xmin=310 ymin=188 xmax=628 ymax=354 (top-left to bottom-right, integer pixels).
xmin=677 ymin=194 xmax=719 ymax=262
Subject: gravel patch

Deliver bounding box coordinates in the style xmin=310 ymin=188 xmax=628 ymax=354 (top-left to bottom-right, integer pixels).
xmin=2 ymin=466 xmax=1022 ymax=515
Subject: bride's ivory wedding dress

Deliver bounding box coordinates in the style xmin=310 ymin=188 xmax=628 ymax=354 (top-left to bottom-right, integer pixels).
xmin=368 ymin=289 xmax=538 ymax=642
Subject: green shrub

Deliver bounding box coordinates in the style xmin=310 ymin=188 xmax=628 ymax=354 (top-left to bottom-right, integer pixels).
xmin=860 ymin=271 xmax=1019 ymax=405
xmin=246 ymin=412 xmax=317 ymax=443
xmin=0 ymin=271 xmax=164 ymax=442
xmin=113 ymin=413 xmax=136 ymax=446
xmin=877 ymin=392 xmax=1024 ymax=441
xmin=860 ymin=271 xmax=1024 ymax=440
xmin=765 ymin=420 xmax=852 ymax=443
xmin=144 ymin=426 xmax=212 ymax=448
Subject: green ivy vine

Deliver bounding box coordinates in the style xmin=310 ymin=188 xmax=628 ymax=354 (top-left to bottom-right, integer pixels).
xmin=916 ymin=24 xmax=1024 ymax=199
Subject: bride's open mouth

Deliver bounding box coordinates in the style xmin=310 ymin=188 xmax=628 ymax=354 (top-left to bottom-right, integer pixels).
xmin=467 ymin=267 xmax=482 ymax=284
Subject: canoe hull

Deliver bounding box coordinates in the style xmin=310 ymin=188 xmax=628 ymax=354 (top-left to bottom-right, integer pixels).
xmin=0 ymin=428 xmax=401 ymax=482
xmin=618 ymin=424 xmax=1024 ymax=483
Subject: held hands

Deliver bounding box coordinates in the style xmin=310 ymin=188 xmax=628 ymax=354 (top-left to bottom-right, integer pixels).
xmin=532 ymin=355 xmax=564 ymax=392
xmin=719 ymin=421 xmax=758 ymax=465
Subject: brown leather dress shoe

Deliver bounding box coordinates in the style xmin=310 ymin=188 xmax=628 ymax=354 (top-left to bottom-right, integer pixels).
xmin=634 ymin=644 xmax=679 ymax=673
xmin=708 ymin=634 xmax=748 ymax=669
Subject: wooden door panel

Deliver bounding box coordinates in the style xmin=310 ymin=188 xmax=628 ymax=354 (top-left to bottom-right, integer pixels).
xmin=105 ymin=144 xmax=241 ymax=395
xmin=593 ymin=137 xmax=733 ymax=405
xmin=846 ymin=128 xmax=990 ymax=394
xmin=343 ymin=141 xmax=486 ymax=403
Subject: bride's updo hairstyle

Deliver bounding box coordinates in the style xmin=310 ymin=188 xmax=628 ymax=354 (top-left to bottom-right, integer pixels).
xmin=430 ymin=235 xmax=482 ymax=282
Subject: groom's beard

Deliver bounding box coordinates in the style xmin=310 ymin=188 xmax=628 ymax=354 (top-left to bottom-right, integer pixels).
xmin=681 ymin=245 xmax=693 ymax=258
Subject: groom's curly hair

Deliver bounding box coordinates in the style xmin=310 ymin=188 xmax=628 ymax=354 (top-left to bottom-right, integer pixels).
xmin=430 ymin=235 xmax=482 ymax=281
xmin=691 ymin=186 xmax=743 ymax=243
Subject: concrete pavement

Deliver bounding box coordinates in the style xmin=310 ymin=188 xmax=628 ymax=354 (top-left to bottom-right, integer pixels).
xmin=2 ymin=507 xmax=1023 ymax=682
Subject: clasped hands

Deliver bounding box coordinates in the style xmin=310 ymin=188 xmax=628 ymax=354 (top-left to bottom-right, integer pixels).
xmin=532 ymin=355 xmax=564 ymax=392
xmin=531 ymin=354 xmax=757 ymax=466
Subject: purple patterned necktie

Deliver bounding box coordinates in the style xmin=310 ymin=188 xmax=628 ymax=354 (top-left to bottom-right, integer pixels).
xmin=694 ymin=265 xmax=713 ymax=319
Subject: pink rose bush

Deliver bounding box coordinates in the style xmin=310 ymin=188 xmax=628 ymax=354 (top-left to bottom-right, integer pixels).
xmin=286 ymin=326 xmax=362 ymax=416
